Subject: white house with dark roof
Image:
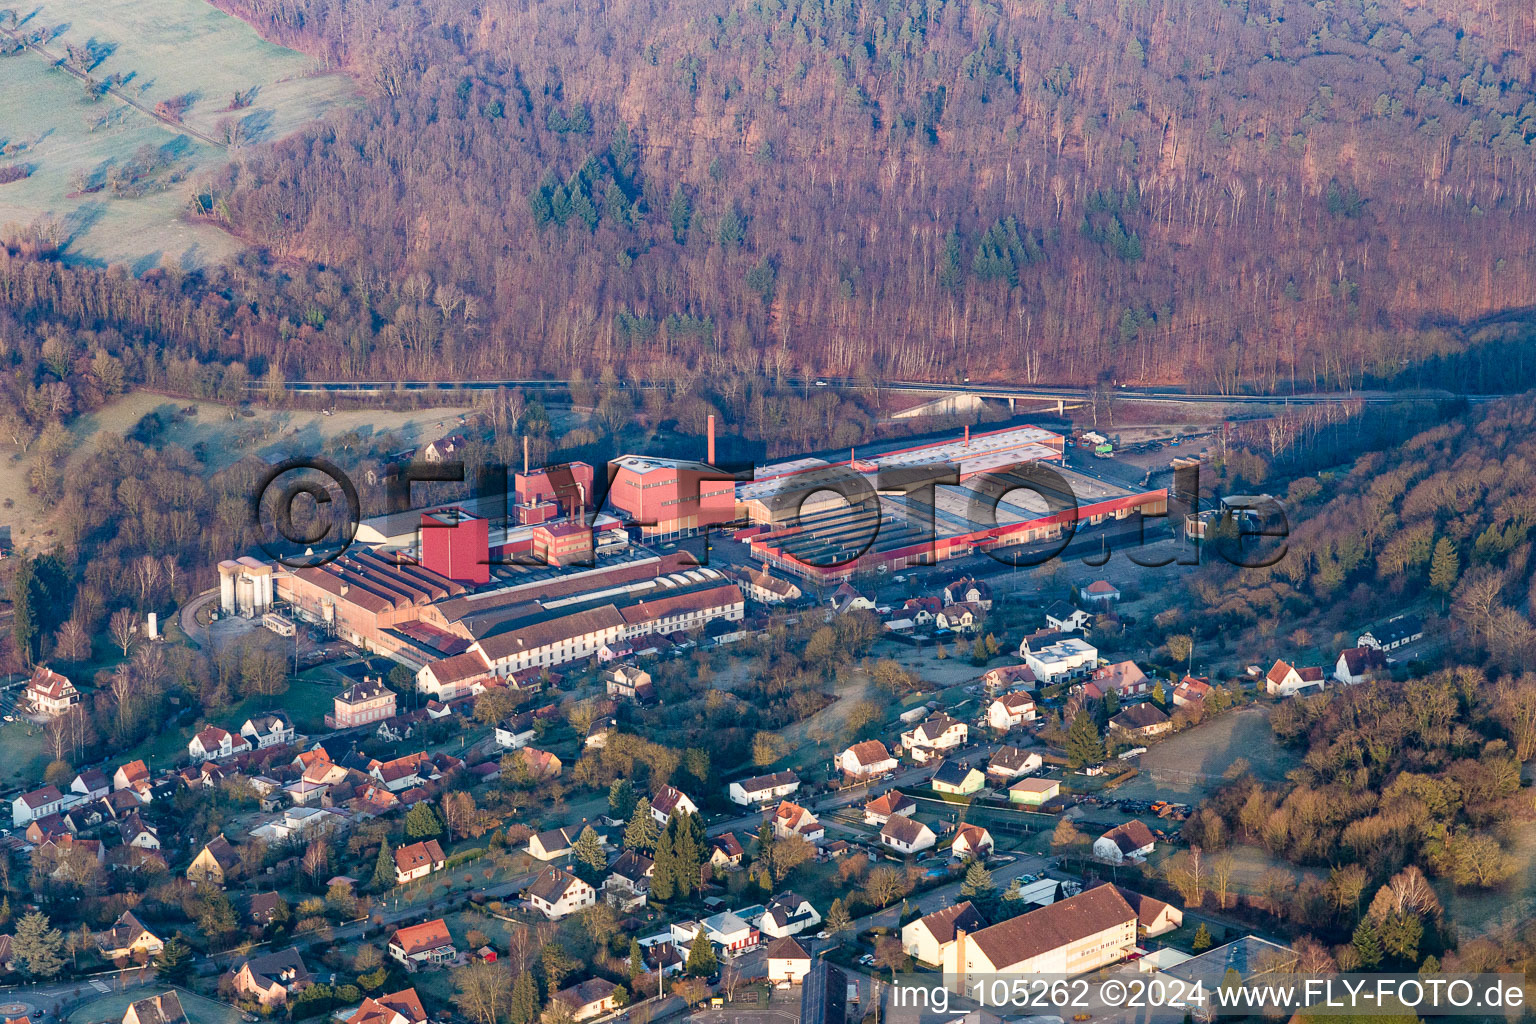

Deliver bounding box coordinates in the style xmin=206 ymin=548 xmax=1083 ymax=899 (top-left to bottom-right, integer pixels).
xmin=650 ymin=784 xmax=699 ymax=825
xmin=12 ymin=785 xmax=70 ymax=826
xmin=729 ymin=770 xmax=800 ymax=806
xmin=527 ymin=866 xmax=596 ymax=920
xmin=241 ymin=713 xmax=295 ymax=749
xmin=986 ymin=692 xmax=1037 ymax=732
xmin=902 ymin=900 xmax=986 ymax=966
xmin=1093 ymin=820 xmax=1157 ymax=865
xmin=900 ymin=713 xmax=968 ymax=762
xmin=759 ymin=892 xmax=821 ymax=939
xmin=1334 ymin=646 xmax=1388 ymax=685
xmin=880 ymin=815 xmax=936 ymax=855
xmin=189 ymin=726 xmax=250 ymax=761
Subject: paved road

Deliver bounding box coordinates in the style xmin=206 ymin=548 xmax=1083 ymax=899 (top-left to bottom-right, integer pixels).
xmin=177 ymin=588 xmax=220 ymax=644
xmin=263 ymin=376 xmax=1495 ymax=406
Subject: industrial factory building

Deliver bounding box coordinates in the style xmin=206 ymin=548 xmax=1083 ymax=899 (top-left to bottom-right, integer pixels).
xmin=735 ymin=425 xmax=1166 ymax=581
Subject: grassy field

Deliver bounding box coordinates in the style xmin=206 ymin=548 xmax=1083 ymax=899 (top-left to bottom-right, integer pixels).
xmin=1111 ymin=704 xmax=1288 ymax=803
xmin=0 ymin=0 xmax=353 ymax=268
xmin=67 ymin=986 xmax=243 ymax=1024
xmin=0 ymin=718 xmax=53 ymax=788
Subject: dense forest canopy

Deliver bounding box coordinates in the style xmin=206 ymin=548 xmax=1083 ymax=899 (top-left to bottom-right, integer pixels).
xmin=157 ymin=0 xmax=1536 ymax=390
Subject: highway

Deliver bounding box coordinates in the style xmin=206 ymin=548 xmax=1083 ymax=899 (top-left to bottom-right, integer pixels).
xmin=263 ymin=376 xmax=1489 ymax=406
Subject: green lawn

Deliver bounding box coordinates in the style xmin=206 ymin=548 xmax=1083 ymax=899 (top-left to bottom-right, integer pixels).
xmin=0 ymin=719 xmax=51 ymax=788
xmin=67 ymin=986 xmax=244 ymax=1024
xmin=116 ymin=675 xmax=338 ymax=770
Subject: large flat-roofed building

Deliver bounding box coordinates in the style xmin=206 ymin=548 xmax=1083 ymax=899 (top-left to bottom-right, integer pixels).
xmin=607 ymin=456 xmax=736 ymax=538
xmin=515 ymin=462 xmax=595 ymax=525
xmin=939 ymin=884 xmax=1139 ymax=988
xmin=740 ymin=428 xmax=1166 ymax=581
xmin=419 ymin=509 xmax=491 ymax=586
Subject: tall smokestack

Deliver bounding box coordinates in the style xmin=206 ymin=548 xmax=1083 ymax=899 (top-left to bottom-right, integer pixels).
xmin=707 ymin=415 xmax=716 ymax=465
xmin=523 ymin=435 xmax=529 ymax=477
xmin=964 ymin=424 xmax=970 ymax=448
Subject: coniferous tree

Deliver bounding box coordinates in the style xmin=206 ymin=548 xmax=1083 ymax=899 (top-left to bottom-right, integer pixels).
xmin=686 ymin=930 xmax=717 ymax=977
xmin=510 ymin=971 xmax=540 ymax=1024
xmin=12 ymin=911 xmax=64 ymax=978
xmin=155 ymin=934 xmax=192 ymax=982
xmin=624 ymin=799 xmax=659 ymax=851
xmin=1065 ymin=712 xmax=1105 ymax=768
xmin=373 ymin=840 xmax=396 ymax=890
xmin=573 ymin=826 xmax=607 ymax=874
xmin=1429 ymin=537 xmax=1460 ymax=594
xmin=1352 ymin=918 xmax=1384 ymax=970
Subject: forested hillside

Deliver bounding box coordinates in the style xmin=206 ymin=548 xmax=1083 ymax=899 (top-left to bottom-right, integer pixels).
xmin=169 ymin=0 xmax=1536 ymax=388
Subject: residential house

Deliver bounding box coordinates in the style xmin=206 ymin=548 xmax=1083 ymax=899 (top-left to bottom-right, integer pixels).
xmin=729 ymin=770 xmax=801 ymax=806
xmin=345 ymin=990 xmax=428 ymax=1024
xmin=1080 ymin=581 xmax=1121 ymax=605
xmin=327 ymin=677 xmax=397 ymax=730
xmin=527 ymin=867 xmax=597 ymax=920
xmin=1016 ymin=627 xmax=1072 ymax=657
xmin=1088 ymin=661 xmax=1151 ymax=698
xmin=986 ymin=746 xmax=1042 ymax=781
xmin=936 ymin=604 xmax=980 ymax=634
xmin=494 ymin=714 xmax=536 ymax=750
xmin=1025 ymin=638 xmax=1098 ymax=684
xmin=696 ymin=910 xmax=758 ymax=951
xmin=942 ymin=577 xmax=992 ymax=611
xmin=187 ymin=835 xmax=241 ymax=886
xmin=241 ymin=713 xmax=295 ymax=750
xmin=708 ymin=833 xmax=745 ymax=872
xmin=880 ymin=816 xmax=937 ymax=855
xmin=986 ymin=692 xmax=1037 ymax=732
xmin=979 ymin=664 xmax=1036 ymax=695
xmin=71 ymin=769 xmax=109 ymax=802
xmin=511 ymin=748 xmax=563 ymax=781
xmin=1334 ymin=647 xmax=1388 ymax=685
xmin=1264 ymin=659 xmax=1326 ymax=697
xmin=421 ymin=433 xmax=468 ymax=462
xmin=759 ymin=892 xmax=822 ymax=939
xmin=1007 ymin=777 xmax=1059 ymax=807
xmin=950 ymin=824 xmax=994 ymax=861
xmin=529 ymin=824 xmax=587 ymax=861
xmin=188 ymin=726 xmax=250 ymax=761
xmin=938 ymin=885 xmax=1139 ymax=985
xmin=902 ymin=901 xmax=986 ymax=966
xmin=863 ymin=791 xmax=917 ymax=826
xmin=1109 ymin=703 xmax=1172 ymax=739
xmin=394 ymin=840 xmax=446 ymax=885
xmin=827 ymin=583 xmax=875 ymax=615
xmin=770 ymin=801 xmax=824 ymax=842
xmin=227 ymin=948 xmax=313 ymax=1007
xmin=838 ymin=740 xmax=898 ymax=778
xmin=119 ymin=814 xmax=160 ymax=850
xmin=95 ymin=911 xmax=163 ymax=961
xmin=605 ymin=667 xmax=655 ymax=702
xmin=11 ymin=785 xmax=68 ymax=826
xmin=742 ymin=569 xmax=802 ymax=605
xmin=1044 ymin=602 xmax=1091 ymax=633
xmin=604 ymin=850 xmax=654 ymax=908
xmin=551 ymin=979 xmax=620 ymax=1022
xmin=1093 ymin=820 xmax=1157 ymax=865
xmin=650 ymin=785 xmax=699 ymax=825
xmin=25 ymin=666 xmax=80 ymax=718
xmin=1172 ymin=676 xmax=1212 ymax=708
xmin=930 ymin=760 xmax=986 ymax=796
xmin=766 ymin=936 xmax=813 ymax=984
xmin=114 ymin=760 xmax=151 ymax=800
xmin=370 ymin=752 xmax=437 ymax=792
xmin=121 ymin=993 xmax=187 ymax=1024
xmin=1356 ymin=614 xmax=1424 ymax=653
xmin=901 ymin=713 xmax=967 ymax=762
xmin=388 ymin=919 xmax=457 ymax=971
xmin=247 ymin=892 xmax=287 ymax=928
